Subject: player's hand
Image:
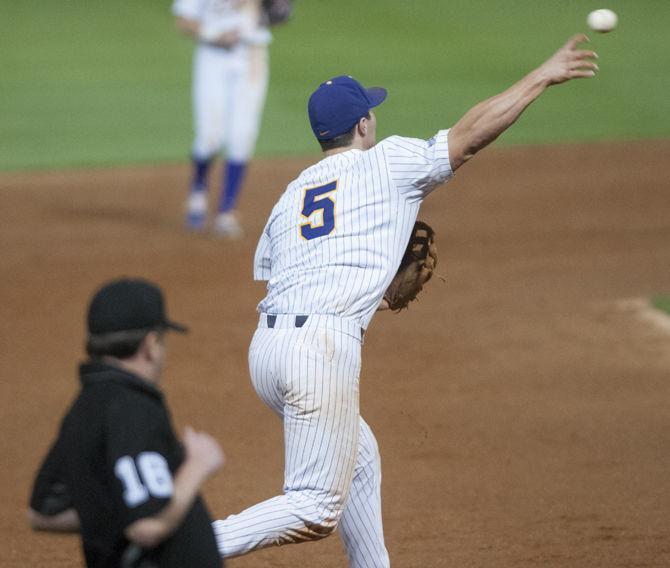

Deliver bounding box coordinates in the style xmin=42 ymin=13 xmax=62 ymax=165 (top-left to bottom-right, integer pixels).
xmin=183 ymin=426 xmax=225 ymax=478
xmin=212 ymin=29 xmax=241 ymax=48
xmin=536 ymin=34 xmax=599 ymax=86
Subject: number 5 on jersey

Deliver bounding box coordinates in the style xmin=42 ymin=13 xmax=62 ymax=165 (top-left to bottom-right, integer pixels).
xmin=300 ymin=180 xmax=337 ymax=240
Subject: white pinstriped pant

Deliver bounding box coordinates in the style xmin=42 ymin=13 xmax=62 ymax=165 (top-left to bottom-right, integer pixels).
xmin=192 ymin=44 xmax=269 ymax=162
xmin=213 ymin=314 xmax=390 ymax=567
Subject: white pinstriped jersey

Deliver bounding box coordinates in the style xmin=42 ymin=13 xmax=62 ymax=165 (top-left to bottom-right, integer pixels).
xmin=253 ymin=129 xmax=454 ymax=329
xmin=172 ymin=0 xmax=271 ymax=46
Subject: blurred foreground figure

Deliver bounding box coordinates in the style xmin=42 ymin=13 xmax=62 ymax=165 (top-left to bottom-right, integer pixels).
xmin=29 ymin=278 xmax=225 ymax=567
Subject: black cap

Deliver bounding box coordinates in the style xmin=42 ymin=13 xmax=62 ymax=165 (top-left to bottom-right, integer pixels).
xmin=87 ymin=278 xmax=188 ymax=336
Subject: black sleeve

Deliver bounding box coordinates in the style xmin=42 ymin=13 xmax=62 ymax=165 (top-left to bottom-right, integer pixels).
xmin=30 ymin=434 xmax=74 ymax=515
xmin=105 ymin=395 xmax=179 ymax=528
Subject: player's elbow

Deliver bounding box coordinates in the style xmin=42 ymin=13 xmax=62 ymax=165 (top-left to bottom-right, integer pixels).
xmin=449 ymin=107 xmax=507 ymax=171
xmin=125 ymin=518 xmax=169 ymax=550
xmin=28 ymin=509 xmax=46 ymax=531
xmin=28 ymin=508 xmax=80 ymax=533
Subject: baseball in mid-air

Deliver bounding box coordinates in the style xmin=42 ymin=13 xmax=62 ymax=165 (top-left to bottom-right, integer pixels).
xmin=587 ymin=9 xmax=618 ymax=33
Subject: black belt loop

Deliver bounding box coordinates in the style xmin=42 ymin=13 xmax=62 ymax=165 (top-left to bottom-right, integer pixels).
xmin=264 ymin=314 xmax=363 ymax=340
xmin=265 ymin=315 xmax=308 ymax=329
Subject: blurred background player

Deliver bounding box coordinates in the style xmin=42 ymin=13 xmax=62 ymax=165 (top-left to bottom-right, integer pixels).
xmin=173 ymin=0 xmax=292 ymax=238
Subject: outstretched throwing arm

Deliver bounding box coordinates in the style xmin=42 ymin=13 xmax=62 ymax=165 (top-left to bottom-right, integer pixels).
xmin=448 ymin=34 xmax=598 ymax=171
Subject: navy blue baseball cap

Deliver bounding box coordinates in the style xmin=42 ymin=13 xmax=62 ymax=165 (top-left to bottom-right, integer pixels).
xmin=87 ymin=278 xmax=188 ymax=335
xmin=308 ymin=75 xmax=387 ymax=141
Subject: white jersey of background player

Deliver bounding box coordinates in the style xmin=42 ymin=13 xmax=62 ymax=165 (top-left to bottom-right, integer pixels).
xmin=172 ymin=0 xmax=289 ymax=238
xmin=212 ymin=36 xmax=598 ymax=566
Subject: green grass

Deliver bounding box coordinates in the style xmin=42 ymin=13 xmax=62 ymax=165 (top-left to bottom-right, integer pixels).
xmin=652 ymin=296 xmax=670 ymax=315
xmin=2 ymin=0 xmax=670 ymax=171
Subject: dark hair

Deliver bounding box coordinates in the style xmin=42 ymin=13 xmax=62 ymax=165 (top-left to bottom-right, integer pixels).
xmin=318 ymin=112 xmax=370 ymax=152
xmin=86 ymin=328 xmax=159 ymax=359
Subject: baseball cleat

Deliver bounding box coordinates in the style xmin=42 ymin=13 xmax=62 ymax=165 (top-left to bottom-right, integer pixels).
xmin=185 ymin=190 xmax=208 ymax=231
xmin=214 ymin=211 xmax=243 ymax=239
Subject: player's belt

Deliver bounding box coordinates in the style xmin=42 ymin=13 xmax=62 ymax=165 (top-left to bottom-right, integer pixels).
xmin=259 ymin=313 xmax=365 ymax=341
xmin=265 ymin=314 xmax=308 ymax=328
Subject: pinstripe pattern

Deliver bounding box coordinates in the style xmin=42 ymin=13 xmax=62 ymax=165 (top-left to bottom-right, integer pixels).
xmin=339 ymin=419 xmax=387 ymax=566
xmin=254 ymin=130 xmax=453 ymax=330
xmin=214 ymin=315 xmax=369 ymax=556
xmin=217 ymin=131 xmax=453 ymax=565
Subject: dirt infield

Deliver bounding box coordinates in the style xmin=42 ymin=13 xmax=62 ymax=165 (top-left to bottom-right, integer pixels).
xmin=1 ymin=140 xmax=669 ymax=567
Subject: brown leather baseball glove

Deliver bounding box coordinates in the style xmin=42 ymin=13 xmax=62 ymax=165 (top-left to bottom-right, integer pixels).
xmin=262 ymin=0 xmax=293 ymax=25
xmin=383 ymin=221 xmax=438 ymax=312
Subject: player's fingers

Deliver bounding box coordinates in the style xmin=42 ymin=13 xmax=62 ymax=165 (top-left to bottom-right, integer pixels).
xmin=564 ymin=33 xmax=589 ymax=50
xmin=575 ymin=49 xmax=598 ymax=60
xmin=570 ymin=69 xmax=597 ymax=79
xmin=570 ymin=60 xmax=599 ymax=71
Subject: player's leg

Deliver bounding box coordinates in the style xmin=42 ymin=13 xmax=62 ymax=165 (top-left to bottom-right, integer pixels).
xmin=214 ymin=46 xmax=269 ymax=238
xmin=213 ymin=325 xmax=360 ymax=557
xmin=338 ymin=418 xmax=390 ymax=568
xmin=186 ymin=47 xmax=227 ymax=230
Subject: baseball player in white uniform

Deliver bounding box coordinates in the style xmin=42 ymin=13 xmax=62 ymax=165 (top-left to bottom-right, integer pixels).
xmin=212 ymin=35 xmax=598 ymax=565
xmin=173 ymin=0 xmax=290 ymax=238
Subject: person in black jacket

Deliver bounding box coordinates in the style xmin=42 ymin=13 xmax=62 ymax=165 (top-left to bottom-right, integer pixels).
xmin=28 ymin=278 xmax=225 ymax=567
